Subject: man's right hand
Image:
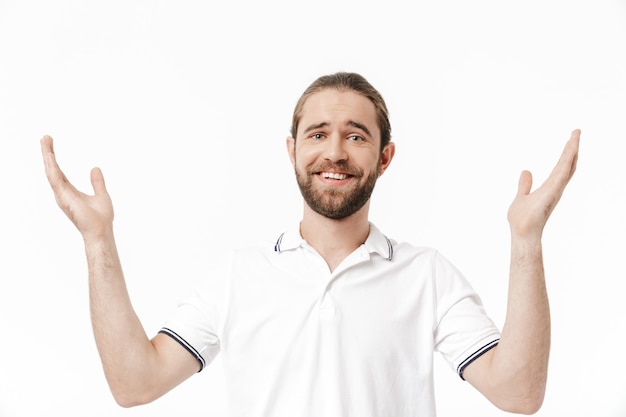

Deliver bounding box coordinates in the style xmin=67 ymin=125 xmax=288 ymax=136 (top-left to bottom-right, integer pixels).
xmin=41 ymin=135 xmax=114 ymax=240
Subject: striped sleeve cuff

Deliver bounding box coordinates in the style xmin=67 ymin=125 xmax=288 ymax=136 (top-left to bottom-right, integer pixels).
xmin=457 ymin=338 xmax=500 ymax=380
xmin=159 ymin=327 xmax=206 ymax=372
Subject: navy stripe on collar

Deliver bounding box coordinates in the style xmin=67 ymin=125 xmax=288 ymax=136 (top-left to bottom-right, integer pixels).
xmin=384 ymin=235 xmax=394 ymax=261
xmin=275 ymin=231 xmax=393 ymax=261
xmin=274 ymin=233 xmax=285 ymax=252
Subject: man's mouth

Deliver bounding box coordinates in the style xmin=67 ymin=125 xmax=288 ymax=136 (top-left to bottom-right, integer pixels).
xmin=319 ymin=171 xmax=351 ymax=180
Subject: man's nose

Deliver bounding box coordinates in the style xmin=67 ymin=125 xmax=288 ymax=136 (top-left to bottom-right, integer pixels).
xmin=324 ymin=135 xmax=348 ymax=162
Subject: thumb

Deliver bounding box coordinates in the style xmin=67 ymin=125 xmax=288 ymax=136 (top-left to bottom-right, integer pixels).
xmin=90 ymin=167 xmax=108 ymax=196
xmin=517 ymin=170 xmax=533 ymax=197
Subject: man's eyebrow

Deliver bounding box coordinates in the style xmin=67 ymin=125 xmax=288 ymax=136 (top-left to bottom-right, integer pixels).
xmin=347 ymin=120 xmax=372 ymax=137
xmin=302 ymin=122 xmax=329 ymax=135
xmin=302 ymin=120 xmax=372 ymax=137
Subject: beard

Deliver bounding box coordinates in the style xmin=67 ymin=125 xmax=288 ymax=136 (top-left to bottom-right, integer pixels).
xmin=295 ymin=160 xmax=380 ymax=220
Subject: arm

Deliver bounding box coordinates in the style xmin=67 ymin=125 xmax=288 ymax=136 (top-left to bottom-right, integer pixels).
xmin=462 ymin=130 xmax=580 ymax=414
xmin=41 ymin=136 xmax=198 ymax=407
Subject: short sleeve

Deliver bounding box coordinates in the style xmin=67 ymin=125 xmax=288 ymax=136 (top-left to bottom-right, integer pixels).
xmin=432 ymin=251 xmax=501 ymax=379
xmin=159 ymin=256 xmax=230 ymax=372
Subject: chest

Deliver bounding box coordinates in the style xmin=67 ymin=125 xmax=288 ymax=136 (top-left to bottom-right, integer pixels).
xmin=219 ymin=256 xmax=437 ymax=360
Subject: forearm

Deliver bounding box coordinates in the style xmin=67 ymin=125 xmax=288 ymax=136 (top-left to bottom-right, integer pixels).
xmin=41 ymin=136 xmax=196 ymax=406
xmin=491 ymin=236 xmax=551 ymax=412
xmin=84 ymin=228 xmax=159 ymax=405
xmin=465 ymin=133 xmax=578 ymax=413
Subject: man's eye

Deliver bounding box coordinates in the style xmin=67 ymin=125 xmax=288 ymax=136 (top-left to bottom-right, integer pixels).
xmin=348 ymin=135 xmax=363 ymax=142
xmin=312 ymin=133 xmax=324 ymax=140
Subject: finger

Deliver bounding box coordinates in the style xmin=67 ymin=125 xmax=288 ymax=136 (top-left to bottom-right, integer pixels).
xmin=40 ymin=135 xmax=54 ymax=167
xmin=558 ymin=130 xmax=579 ymax=165
xmin=516 ymin=170 xmax=533 ymax=197
xmin=566 ymin=129 xmax=580 ymax=180
xmin=40 ymin=135 xmax=67 ymax=187
xmin=552 ymin=129 xmax=580 ymax=181
xmin=90 ymin=167 xmax=108 ymax=196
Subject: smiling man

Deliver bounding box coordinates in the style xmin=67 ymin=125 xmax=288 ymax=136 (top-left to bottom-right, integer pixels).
xmin=290 ymin=88 xmax=393 ymax=225
xmin=288 ymin=84 xmax=395 ymax=272
xmin=41 ymin=72 xmax=580 ymax=416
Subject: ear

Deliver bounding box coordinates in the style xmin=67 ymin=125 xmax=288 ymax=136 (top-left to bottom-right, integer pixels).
xmin=286 ymin=136 xmax=296 ymax=166
xmin=378 ymin=141 xmax=396 ymax=176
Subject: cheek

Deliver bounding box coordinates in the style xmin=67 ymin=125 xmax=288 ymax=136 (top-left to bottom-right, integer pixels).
xmin=294 ymin=146 xmax=320 ymax=167
xmin=354 ymin=150 xmax=381 ymax=169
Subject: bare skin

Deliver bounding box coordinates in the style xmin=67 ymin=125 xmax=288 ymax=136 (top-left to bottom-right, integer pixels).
xmin=463 ymin=129 xmax=580 ymax=413
xmin=41 ymin=136 xmax=198 ymax=406
xmin=286 ymin=90 xmax=580 ymax=413
xmin=41 ymin=89 xmax=579 ymax=413
xmin=286 ymin=90 xmax=395 ymax=272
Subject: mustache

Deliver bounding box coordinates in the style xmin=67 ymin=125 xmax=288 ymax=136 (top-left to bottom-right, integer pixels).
xmin=308 ymin=161 xmax=363 ymax=177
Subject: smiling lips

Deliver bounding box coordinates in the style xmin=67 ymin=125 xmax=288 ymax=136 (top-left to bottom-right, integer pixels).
xmin=320 ymin=171 xmax=350 ymax=180
xmin=312 ymin=163 xmax=361 ymax=182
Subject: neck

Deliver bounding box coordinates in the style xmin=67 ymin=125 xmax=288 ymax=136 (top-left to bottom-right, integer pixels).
xmin=300 ymin=203 xmax=371 ymax=272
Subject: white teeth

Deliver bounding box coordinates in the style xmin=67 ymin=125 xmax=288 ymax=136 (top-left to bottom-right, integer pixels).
xmin=322 ymin=172 xmax=348 ymax=180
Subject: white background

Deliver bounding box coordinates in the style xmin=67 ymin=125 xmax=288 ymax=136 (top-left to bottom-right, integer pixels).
xmin=1 ymin=1 xmax=625 ymax=416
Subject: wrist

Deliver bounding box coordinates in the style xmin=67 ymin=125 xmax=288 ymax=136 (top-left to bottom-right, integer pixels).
xmin=82 ymin=223 xmax=115 ymax=246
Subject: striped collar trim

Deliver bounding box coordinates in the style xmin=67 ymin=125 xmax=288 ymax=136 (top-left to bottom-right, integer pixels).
xmin=274 ymin=223 xmax=394 ymax=261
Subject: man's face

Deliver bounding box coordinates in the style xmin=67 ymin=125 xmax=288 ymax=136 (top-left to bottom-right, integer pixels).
xmin=287 ymin=89 xmax=393 ymax=220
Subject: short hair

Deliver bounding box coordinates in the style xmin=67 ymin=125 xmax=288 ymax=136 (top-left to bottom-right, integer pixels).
xmin=290 ymin=72 xmax=392 ymax=151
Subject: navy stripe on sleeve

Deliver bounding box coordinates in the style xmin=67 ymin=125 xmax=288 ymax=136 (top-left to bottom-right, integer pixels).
xmin=457 ymin=338 xmax=500 ymax=380
xmin=159 ymin=327 xmax=206 ymax=372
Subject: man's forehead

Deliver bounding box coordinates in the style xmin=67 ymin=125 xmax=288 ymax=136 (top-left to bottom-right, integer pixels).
xmin=299 ymin=89 xmax=379 ymax=132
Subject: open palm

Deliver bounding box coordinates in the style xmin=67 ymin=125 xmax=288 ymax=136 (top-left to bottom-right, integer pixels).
xmin=41 ymin=135 xmax=114 ymax=239
xmin=507 ymin=130 xmax=580 ymax=239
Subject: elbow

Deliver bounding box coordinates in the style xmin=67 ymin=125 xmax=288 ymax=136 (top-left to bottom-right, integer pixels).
xmin=495 ymin=389 xmax=545 ymax=415
xmin=113 ymin=396 xmax=139 ymax=409
xmin=113 ymin=396 xmax=142 ymax=409
xmin=111 ymin=391 xmax=147 ymax=409
xmin=109 ymin=383 xmax=159 ymax=409
xmin=112 ymin=392 xmax=154 ymax=409
xmin=500 ymin=401 xmax=543 ymax=415
xmin=518 ymin=393 xmax=545 ymax=415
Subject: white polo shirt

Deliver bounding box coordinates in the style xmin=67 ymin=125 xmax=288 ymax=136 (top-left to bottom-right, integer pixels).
xmin=161 ymin=223 xmax=500 ymax=417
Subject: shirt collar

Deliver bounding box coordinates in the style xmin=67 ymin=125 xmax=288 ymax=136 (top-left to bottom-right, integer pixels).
xmin=274 ymin=222 xmax=394 ymax=261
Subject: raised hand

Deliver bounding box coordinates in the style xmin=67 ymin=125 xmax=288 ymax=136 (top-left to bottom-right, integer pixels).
xmin=507 ymin=129 xmax=580 ymax=239
xmin=41 ymin=135 xmax=114 ymax=240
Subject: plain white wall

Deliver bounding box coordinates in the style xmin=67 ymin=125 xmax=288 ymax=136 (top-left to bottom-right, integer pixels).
xmin=1 ymin=1 xmax=625 ymax=416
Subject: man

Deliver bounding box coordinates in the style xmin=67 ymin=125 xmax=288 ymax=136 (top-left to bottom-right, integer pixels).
xmin=41 ymin=72 xmax=580 ymax=416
